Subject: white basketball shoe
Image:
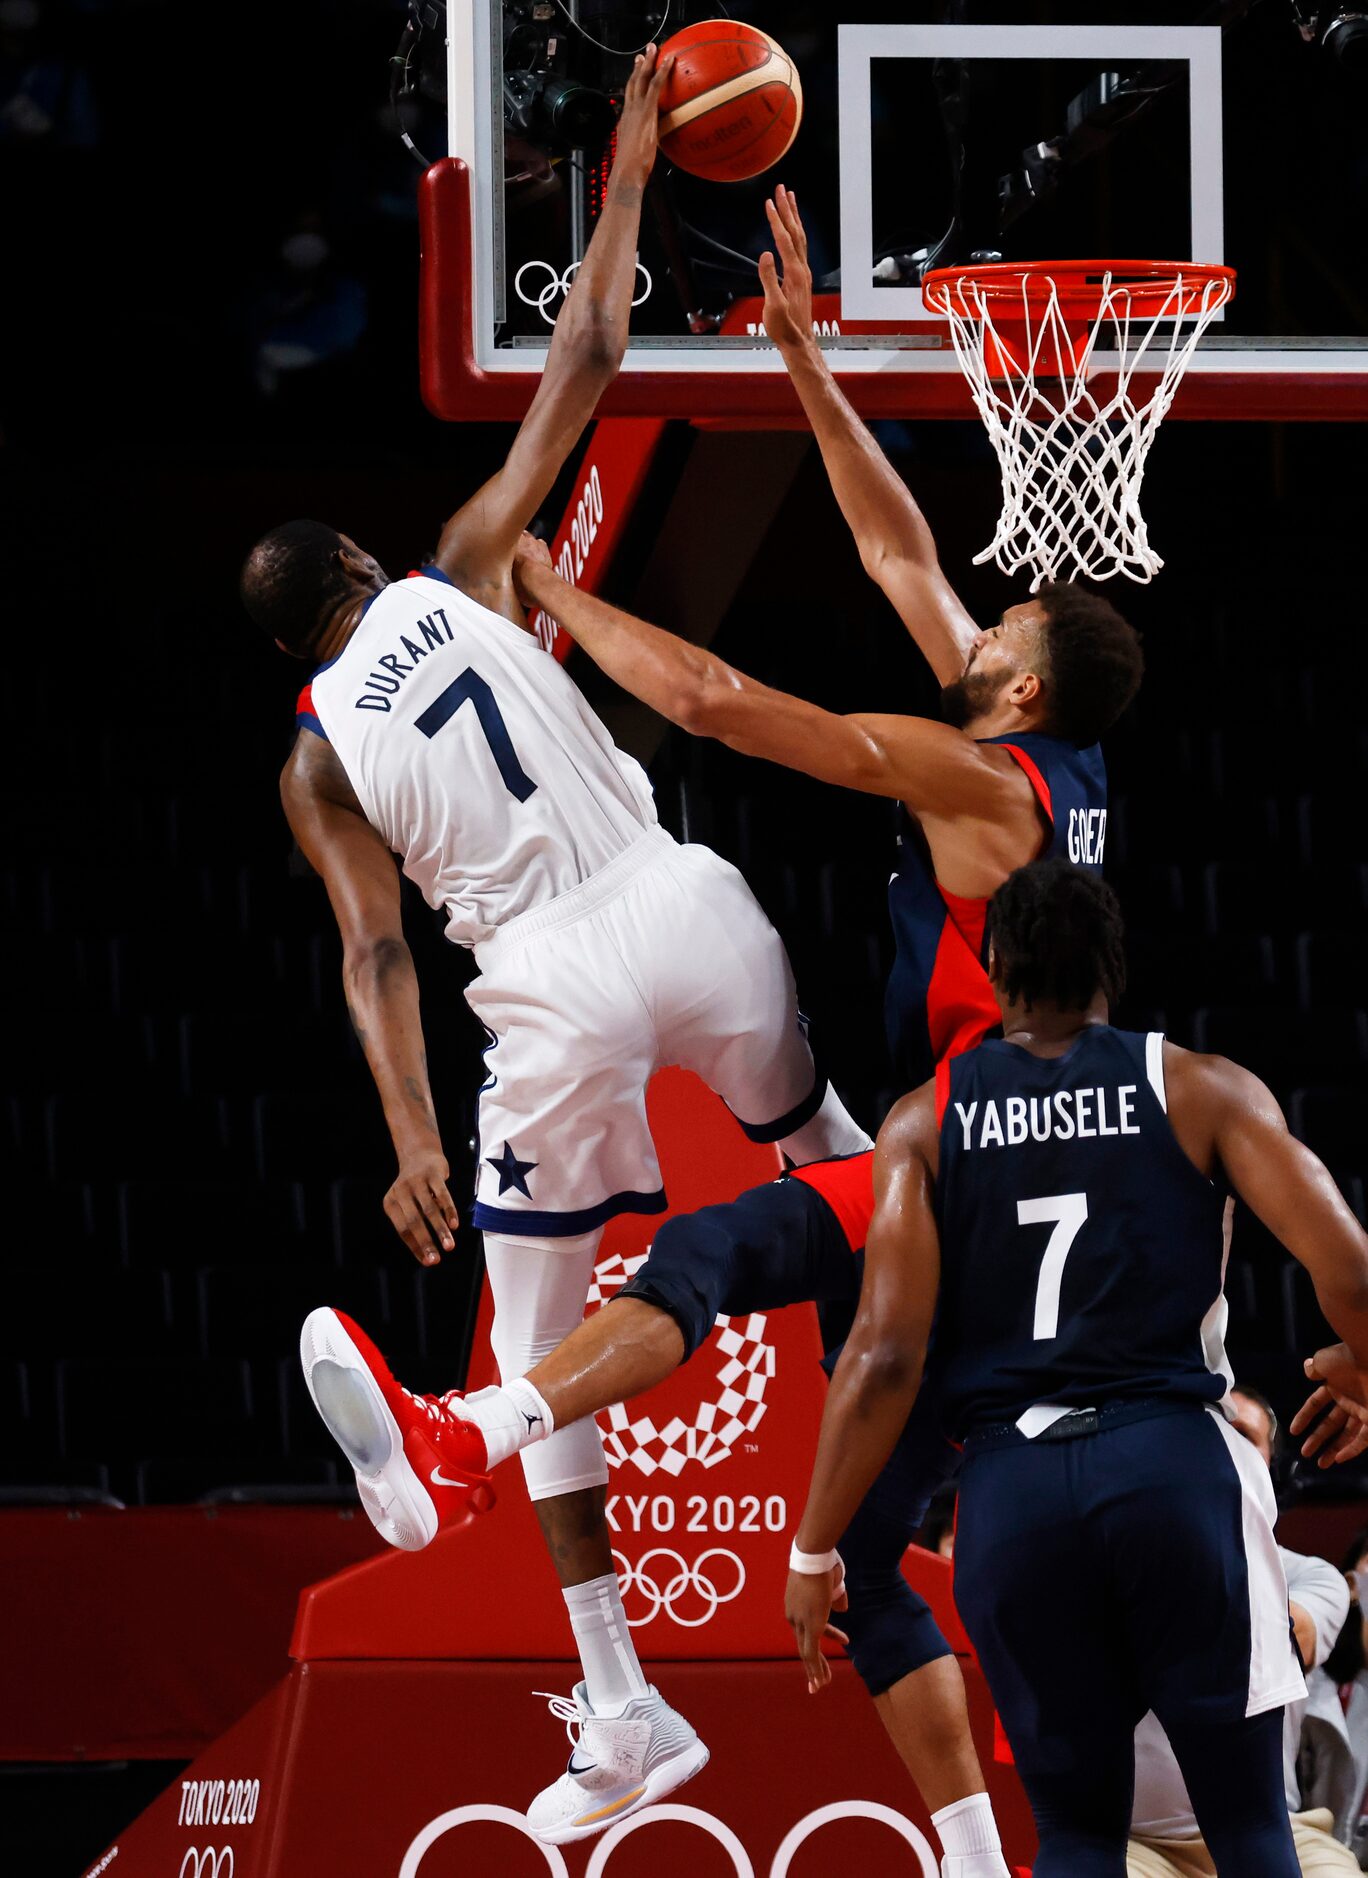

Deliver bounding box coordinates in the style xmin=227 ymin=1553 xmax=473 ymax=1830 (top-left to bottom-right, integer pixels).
xmin=526 ymin=1683 xmax=709 ymax=1845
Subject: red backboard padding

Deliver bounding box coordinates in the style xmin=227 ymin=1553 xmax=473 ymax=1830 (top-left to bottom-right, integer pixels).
xmin=418 ymin=158 xmax=1367 ymax=425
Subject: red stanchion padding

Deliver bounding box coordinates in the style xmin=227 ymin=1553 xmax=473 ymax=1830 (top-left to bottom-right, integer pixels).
xmin=292 ymin=1069 xmax=977 ymax=1664
xmin=83 ymin=1657 xmax=1036 ymax=1876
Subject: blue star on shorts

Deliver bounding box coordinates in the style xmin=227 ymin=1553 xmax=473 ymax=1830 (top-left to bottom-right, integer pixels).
xmin=486 ymin=1140 xmax=537 ymax=1198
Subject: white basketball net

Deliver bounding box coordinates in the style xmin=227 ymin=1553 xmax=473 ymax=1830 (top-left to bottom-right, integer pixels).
xmin=931 ymin=267 xmax=1233 ymax=587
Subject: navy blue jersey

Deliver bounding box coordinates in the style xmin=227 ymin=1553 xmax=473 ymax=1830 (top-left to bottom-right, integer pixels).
xmin=885 ymin=734 xmax=1107 ymax=1088
xmin=932 ymin=1027 xmax=1230 ymax=1436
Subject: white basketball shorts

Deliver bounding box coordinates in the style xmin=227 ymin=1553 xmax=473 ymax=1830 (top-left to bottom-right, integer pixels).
xmin=465 ymin=827 xmax=824 ymax=1237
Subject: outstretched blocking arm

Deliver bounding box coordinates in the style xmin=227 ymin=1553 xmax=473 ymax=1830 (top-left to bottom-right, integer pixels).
xmin=759 ymin=187 xmax=978 ymax=687
xmin=432 ymin=50 xmax=672 ymax=602
xmin=786 ymin=1091 xmax=942 ymax=1692
xmin=281 ymin=733 xmax=457 ymax=1266
xmin=1176 ymin=1051 xmax=1368 ymax=1464
xmin=513 ymin=543 xmax=1011 ymax=820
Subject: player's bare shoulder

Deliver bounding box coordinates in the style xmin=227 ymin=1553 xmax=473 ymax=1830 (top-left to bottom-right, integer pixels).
xmin=875 ymin=1080 xmax=941 ymax=1181
xmin=280 ymin=726 xmax=366 ymax=832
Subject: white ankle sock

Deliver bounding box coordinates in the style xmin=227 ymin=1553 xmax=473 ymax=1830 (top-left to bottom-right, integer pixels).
xmin=563 ymin=1572 xmax=649 ymax=1711
xmin=777 ymin=1081 xmax=874 ymax=1165
xmin=931 ymin=1792 xmax=1009 ymax=1878
xmin=459 ymin=1376 xmax=554 ymax=1469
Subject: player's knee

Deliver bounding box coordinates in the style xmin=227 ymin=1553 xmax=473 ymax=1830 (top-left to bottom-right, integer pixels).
xmin=616 ymin=1211 xmax=738 ymax=1361
xmin=839 ymin=1575 xmax=952 ymax=1697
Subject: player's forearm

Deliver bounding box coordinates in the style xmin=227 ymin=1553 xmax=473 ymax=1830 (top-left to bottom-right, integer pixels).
xmin=549 ymin=168 xmax=649 ymax=380
xmin=783 ymin=337 xmax=937 ymax=566
xmin=780 ymin=337 xmax=976 ymax=684
xmin=795 ymin=1337 xmax=925 ymax=1555
xmin=343 ymin=939 xmax=443 ymax=1161
xmin=518 ymin=561 xmax=740 ymax=726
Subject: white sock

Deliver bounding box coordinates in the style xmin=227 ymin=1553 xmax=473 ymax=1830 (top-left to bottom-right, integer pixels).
xmin=777 ymin=1081 xmax=873 ymax=1165
xmin=563 ymin=1572 xmax=649 ymax=1712
xmin=459 ymin=1376 xmax=554 ymax=1469
xmin=931 ymin=1792 xmax=1010 ymax=1878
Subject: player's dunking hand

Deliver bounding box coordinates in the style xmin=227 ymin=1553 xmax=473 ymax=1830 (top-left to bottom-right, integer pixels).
xmin=1290 ymin=1342 xmax=1368 ymax=1467
xmin=611 ymin=43 xmax=675 ymax=192
xmin=759 ymin=185 xmax=814 ymax=351
xmin=785 ymin=1560 xmax=849 ymax=1695
xmin=384 ymin=1148 xmax=459 ymax=1267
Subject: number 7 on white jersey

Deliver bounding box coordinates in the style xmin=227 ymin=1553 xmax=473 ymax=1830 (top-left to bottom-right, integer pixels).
xmin=1018 ymin=1193 xmax=1089 ymax=1340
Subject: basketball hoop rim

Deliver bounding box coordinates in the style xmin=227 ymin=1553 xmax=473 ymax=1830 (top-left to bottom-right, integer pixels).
xmin=922 ymin=258 xmax=1236 ymax=319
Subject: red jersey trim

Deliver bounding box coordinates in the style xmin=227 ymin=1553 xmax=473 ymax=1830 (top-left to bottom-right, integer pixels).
xmin=790 ymin=1150 xmax=876 ymax=1254
xmin=998 ymin=741 xmax=1054 ymax=822
xmin=935 ymin=1057 xmax=953 ymax=1127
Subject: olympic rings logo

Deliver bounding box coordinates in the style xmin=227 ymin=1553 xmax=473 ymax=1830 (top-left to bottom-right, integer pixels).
xmin=179 ymin=1851 xmax=234 ymax=1878
xmin=610 ymin=1546 xmax=746 ymax=1628
xmin=399 ymin=1800 xmax=939 ymax=1877
xmin=514 ymin=257 xmax=653 ymax=326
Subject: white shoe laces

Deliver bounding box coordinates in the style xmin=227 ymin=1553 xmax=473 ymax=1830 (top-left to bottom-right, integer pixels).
xmin=401 ymin=1386 xmax=465 ymax=1425
xmin=534 ymin=1690 xmax=587 ymax=1751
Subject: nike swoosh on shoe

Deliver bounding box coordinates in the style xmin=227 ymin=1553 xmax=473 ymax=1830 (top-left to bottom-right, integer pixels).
xmin=429 ymin=1467 xmax=470 ymax=1489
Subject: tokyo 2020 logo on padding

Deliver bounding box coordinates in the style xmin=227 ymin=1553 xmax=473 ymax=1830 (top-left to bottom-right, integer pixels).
xmin=587 ymin=1250 xmax=773 ymax=1476
xmin=399 ymin=1801 xmax=938 ymax=1877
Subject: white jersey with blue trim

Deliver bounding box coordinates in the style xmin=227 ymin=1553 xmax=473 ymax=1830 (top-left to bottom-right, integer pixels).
xmin=299 ymin=568 xmax=657 ymax=947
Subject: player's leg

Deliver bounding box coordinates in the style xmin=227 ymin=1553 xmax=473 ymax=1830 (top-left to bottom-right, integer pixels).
xmin=461 ymin=1174 xmax=861 ymax=1469
xmin=1115 ymin=1406 xmax=1303 ymax=1878
xmin=481 ymin=1229 xmax=709 ymax=1845
xmin=642 ymin=840 xmax=872 ymax=1163
xmin=1160 ymin=1711 xmax=1298 ymax=1877
xmin=953 ymin=1436 xmax=1142 ymax=1876
xmin=830 ymin=1392 xmax=1008 ymax=1876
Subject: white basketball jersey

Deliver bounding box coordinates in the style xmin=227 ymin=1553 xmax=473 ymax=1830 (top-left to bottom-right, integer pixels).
xmin=300 ymin=568 xmax=657 ymax=946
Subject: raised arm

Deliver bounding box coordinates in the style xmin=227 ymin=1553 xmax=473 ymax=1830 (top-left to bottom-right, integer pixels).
xmin=786 ymin=1090 xmax=942 ymax=1692
xmin=512 ymin=539 xmax=1014 ymax=822
xmin=759 ymin=187 xmax=978 ymax=687
xmin=432 ymin=49 xmax=672 ymax=602
xmin=281 ymin=732 xmax=457 ymax=1267
xmin=1169 ymin=1050 xmax=1368 ymax=1464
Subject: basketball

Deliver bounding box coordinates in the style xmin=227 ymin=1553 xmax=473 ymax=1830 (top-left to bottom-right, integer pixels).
xmin=656 ymin=19 xmax=802 ymax=184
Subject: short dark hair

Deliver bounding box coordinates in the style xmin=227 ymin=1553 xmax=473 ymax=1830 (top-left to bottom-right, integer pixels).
xmin=989 ymin=857 xmax=1126 ymax=1011
xmin=1230 ymin=1381 xmax=1280 ymax=1450
xmin=1034 ymin=580 xmax=1144 ymax=746
xmin=240 ymin=519 xmax=351 ymax=655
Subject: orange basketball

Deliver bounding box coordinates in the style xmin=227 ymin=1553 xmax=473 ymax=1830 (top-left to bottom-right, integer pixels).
xmin=656 ymin=20 xmax=802 ymax=184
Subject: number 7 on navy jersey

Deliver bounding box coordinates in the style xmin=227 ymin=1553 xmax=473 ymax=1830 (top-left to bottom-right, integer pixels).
xmin=1018 ymin=1193 xmax=1088 ymax=1340
xmin=415 ymin=668 xmax=537 ymax=802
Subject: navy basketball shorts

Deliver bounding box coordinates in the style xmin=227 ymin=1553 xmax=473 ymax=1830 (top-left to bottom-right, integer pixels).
xmin=618 ymin=1170 xmax=961 ymax=1691
xmin=952 ymin=1400 xmax=1306 ymax=1784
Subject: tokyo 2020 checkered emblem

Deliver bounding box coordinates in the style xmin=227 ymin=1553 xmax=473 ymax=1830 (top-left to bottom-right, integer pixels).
xmin=587 ymin=1250 xmax=774 ymax=1476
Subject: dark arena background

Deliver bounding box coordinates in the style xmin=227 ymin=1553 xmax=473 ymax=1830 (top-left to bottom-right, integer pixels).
xmin=4 ymin=2 xmax=1368 ymax=1874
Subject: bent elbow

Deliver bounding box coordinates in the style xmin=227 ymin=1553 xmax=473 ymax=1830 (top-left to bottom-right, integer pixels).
xmin=344 ymin=934 xmax=412 ymax=993
xmin=563 ymin=316 xmax=624 ymax=381
xmin=854 ymin=1338 xmax=921 ymax=1402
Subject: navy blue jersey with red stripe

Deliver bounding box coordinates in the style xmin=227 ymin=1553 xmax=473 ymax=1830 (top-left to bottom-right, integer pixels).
xmin=931 ymin=1027 xmax=1230 ymax=1438
xmin=885 ymin=733 xmax=1107 ymax=1086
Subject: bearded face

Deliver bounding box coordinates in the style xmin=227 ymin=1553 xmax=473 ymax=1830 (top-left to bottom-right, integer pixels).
xmin=940 ymin=662 xmax=1014 ymax=729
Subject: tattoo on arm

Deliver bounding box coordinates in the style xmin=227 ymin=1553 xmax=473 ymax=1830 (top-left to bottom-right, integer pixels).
xmin=403 ymin=1075 xmax=439 ymax=1136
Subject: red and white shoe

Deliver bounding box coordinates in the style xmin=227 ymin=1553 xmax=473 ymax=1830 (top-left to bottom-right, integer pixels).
xmin=300 ymin=1306 xmax=494 ymax=1552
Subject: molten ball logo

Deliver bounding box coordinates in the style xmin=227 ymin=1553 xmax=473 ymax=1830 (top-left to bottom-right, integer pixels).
xmin=588 ymin=1250 xmax=773 ymax=1475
